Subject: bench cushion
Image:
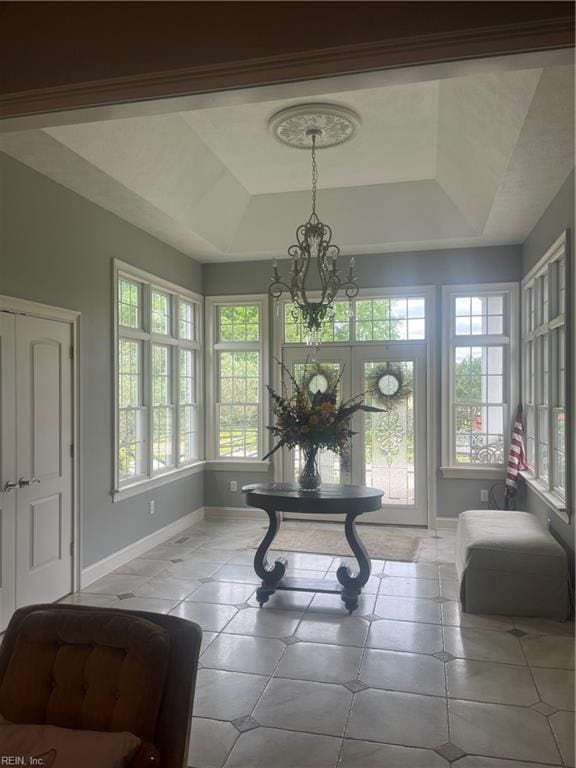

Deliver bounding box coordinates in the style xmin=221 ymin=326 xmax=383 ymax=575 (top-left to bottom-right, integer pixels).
xmin=456 ymin=510 xmax=570 ymax=620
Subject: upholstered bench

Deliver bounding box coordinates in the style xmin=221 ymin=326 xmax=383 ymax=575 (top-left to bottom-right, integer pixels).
xmin=456 ymin=510 xmax=570 ymax=620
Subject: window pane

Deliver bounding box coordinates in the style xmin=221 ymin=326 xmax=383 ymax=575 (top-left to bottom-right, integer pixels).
xmin=217 ymin=351 xmax=259 ymax=457
xmin=179 ymin=349 xmax=197 ymax=462
xmin=218 ymin=304 xmax=259 ymax=342
xmin=537 ymin=405 xmax=549 ymax=482
xmin=118 ymin=338 xmax=146 ymax=480
xmin=454 ymin=345 xmax=505 ymax=465
xmin=353 ymin=297 xmax=425 ymax=341
xmin=152 ymin=344 xmax=174 ymax=470
xmin=152 ymin=290 xmax=171 ymax=335
xmin=118 ymin=278 xmax=141 ymax=328
xmin=284 ymin=301 xmax=351 ymax=343
xmin=526 ymin=404 xmax=535 ymax=470
xmin=558 ymin=259 xmax=566 ymax=315
xmin=552 ymin=408 xmax=566 ymax=497
xmin=179 ymin=300 xmax=195 ymax=341
xmin=454 ymin=294 xmax=504 ymax=336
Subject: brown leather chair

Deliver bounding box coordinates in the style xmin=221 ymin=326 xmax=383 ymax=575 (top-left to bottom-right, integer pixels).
xmin=0 ymin=603 xmax=202 ymax=768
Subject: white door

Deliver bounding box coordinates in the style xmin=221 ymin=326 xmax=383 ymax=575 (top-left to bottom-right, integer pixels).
xmin=351 ymin=345 xmax=427 ymax=525
xmin=0 ymin=312 xmax=73 ymax=631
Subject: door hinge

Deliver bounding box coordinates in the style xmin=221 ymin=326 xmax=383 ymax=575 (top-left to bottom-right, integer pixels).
xmin=70 ymin=541 xmax=74 ymax=557
xmin=70 ymin=444 xmax=74 ymax=459
xmin=69 ymin=346 xmax=74 ymax=360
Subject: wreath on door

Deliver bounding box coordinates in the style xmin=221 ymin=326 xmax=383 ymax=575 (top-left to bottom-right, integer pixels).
xmin=300 ymin=363 xmax=340 ymax=396
xmin=366 ymin=363 xmax=412 ymax=408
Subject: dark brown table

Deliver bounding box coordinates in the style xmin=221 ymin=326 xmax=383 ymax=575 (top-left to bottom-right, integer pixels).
xmin=242 ymin=483 xmax=384 ymax=613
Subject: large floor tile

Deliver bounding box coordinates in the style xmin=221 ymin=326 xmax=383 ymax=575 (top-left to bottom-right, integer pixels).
xmin=366 ymin=618 xmax=443 ymax=655
xmin=360 ymin=648 xmax=446 ymax=697
xmin=164 ymin=560 xmax=223 ymax=580
xmin=82 ymin=573 xmax=150 ymax=595
xmin=201 ymin=633 xmax=285 ymax=676
xmin=113 ymin=596 xmax=178 ymax=614
xmin=224 ymin=727 xmax=342 ymax=768
xmin=374 ymin=596 xmax=442 ymax=625
xmin=113 ymin=557 xmax=168 ymax=578
xmin=549 ymin=710 xmax=575 ymax=767
xmin=296 ymin=613 xmax=369 ymax=647
xmin=171 ymin=601 xmax=238 ymax=631
xmin=441 ymin=602 xmax=514 ymax=631
xmin=448 ymin=699 xmax=562 ymax=764
xmin=378 ymin=576 xmax=440 ymax=599
xmin=384 ymin=562 xmax=440 ymax=579
xmin=188 ymin=718 xmax=239 ymax=768
xmin=59 ymin=592 xmax=119 ymax=607
xmin=531 ymin=666 xmax=575 ymax=710
xmin=186 ymin=581 xmax=255 ymax=605
xmin=338 ymin=740 xmax=450 ymax=768
xmin=455 ymin=758 xmax=560 ymax=768
xmin=276 ymin=641 xmax=363 ymax=684
xmin=200 ymin=631 xmax=218 ymax=654
xmin=194 ymin=669 xmax=268 ymax=720
xmin=446 ymin=659 xmax=539 ymax=706
xmin=346 ymin=689 xmax=448 ymax=748
xmin=224 ymin=607 xmax=303 ymax=638
xmin=513 ymin=617 xmax=575 ymax=638
xmin=284 ymin=552 xmax=334 ymax=571
xmin=521 ymin=635 xmax=575 ymax=669
xmin=443 ymin=627 xmax=526 ymax=665
xmin=252 ymin=678 xmax=352 ymax=736
xmin=211 ymin=564 xmax=261 ymax=584
xmin=134 ymin=575 xmax=200 ymax=600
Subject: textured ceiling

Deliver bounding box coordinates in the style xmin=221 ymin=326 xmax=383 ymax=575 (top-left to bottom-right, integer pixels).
xmin=1 ymin=63 xmax=573 ymax=262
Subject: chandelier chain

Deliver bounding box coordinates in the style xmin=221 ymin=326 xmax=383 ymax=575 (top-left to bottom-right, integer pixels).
xmin=311 ymin=134 xmax=318 ymax=217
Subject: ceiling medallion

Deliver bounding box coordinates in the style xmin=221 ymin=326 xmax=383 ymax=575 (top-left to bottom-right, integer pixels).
xmin=267 ymin=104 xmax=360 ymax=345
xmin=269 ymin=103 xmax=360 ymax=149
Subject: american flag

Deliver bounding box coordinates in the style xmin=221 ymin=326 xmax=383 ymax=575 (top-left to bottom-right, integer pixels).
xmin=504 ymin=405 xmax=527 ymax=508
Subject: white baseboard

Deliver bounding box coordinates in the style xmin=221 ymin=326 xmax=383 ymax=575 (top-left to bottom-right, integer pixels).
xmin=80 ymin=507 xmax=204 ymax=588
xmin=204 ymin=505 xmax=267 ymax=520
xmin=435 ymin=516 xmax=458 ymax=530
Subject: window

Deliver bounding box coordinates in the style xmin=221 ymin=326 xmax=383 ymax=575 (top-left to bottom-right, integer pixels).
xmin=207 ymin=297 xmax=267 ymax=460
xmin=522 ymin=233 xmax=568 ymax=505
xmin=282 ymin=295 xmax=426 ymax=344
xmin=442 ymin=284 xmax=518 ymax=474
xmin=115 ymin=265 xmax=202 ymax=494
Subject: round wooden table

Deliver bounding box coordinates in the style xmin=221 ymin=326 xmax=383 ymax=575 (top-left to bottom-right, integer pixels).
xmin=242 ymin=483 xmax=384 ymax=613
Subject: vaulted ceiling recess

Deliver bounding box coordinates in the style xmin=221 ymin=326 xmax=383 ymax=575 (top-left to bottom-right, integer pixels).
xmin=267 ymin=104 xmax=361 ymax=342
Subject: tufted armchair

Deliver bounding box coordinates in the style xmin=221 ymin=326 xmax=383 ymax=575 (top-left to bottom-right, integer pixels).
xmin=0 ymin=603 xmax=202 ymax=767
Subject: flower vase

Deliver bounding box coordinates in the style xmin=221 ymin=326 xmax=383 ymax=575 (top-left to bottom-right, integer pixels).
xmin=298 ymin=445 xmax=321 ymax=492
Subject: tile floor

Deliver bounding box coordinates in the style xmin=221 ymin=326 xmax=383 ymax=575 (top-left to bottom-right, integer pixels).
xmin=62 ymin=518 xmax=575 ymax=768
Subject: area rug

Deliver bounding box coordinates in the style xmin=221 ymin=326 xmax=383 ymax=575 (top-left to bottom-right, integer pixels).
xmin=249 ymin=525 xmax=423 ymax=562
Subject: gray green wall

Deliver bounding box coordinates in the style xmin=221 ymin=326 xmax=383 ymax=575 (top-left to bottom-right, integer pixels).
xmin=1 ymin=154 xmax=204 ymax=567
xmin=204 ymin=245 xmax=524 ymax=519
xmin=522 ymin=170 xmax=574 ymax=558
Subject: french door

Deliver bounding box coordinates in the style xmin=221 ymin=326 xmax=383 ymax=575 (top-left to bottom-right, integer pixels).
xmin=281 ymin=344 xmax=427 ymax=525
xmin=0 ymin=312 xmax=74 ymax=631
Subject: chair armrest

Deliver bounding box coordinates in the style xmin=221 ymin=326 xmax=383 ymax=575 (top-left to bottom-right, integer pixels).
xmin=130 ymin=742 xmax=160 ymax=767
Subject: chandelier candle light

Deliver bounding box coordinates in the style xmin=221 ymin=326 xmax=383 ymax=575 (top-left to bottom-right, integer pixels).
xmin=268 ymin=104 xmax=361 ymax=345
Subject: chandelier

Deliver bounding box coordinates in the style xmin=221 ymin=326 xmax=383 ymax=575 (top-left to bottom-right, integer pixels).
xmin=268 ymin=104 xmax=360 ymax=344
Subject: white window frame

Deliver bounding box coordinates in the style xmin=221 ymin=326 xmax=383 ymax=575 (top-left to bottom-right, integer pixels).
xmin=441 ymin=282 xmax=519 ymax=479
xmin=521 ymin=232 xmax=569 ymax=519
xmin=113 ymin=260 xmax=204 ymax=501
xmin=205 ymin=295 xmax=269 ymax=469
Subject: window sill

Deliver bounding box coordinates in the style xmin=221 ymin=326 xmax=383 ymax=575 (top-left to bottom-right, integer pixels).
xmin=204 ymin=460 xmax=271 ymax=473
xmin=519 ymin=472 xmax=569 ymax=523
xmin=113 ymin=461 xmax=205 ymax=502
xmin=440 ymin=466 xmax=506 ymax=480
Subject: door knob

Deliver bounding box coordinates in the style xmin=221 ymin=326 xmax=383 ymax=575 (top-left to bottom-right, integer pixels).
xmin=3 ymin=481 xmax=18 ymax=493
xmin=18 ymin=477 xmax=40 ymax=487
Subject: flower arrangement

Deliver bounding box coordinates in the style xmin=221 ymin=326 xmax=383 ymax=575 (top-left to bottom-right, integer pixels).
xmin=263 ymin=360 xmax=382 ymax=490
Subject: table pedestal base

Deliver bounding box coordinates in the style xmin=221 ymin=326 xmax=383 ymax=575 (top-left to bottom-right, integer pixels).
xmin=254 ymin=508 xmax=371 ymax=614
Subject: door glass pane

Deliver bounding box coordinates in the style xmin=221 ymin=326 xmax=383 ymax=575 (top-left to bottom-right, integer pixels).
xmin=363 ymin=361 xmax=415 ymax=505
xmin=291 ymin=362 xmax=343 ymax=484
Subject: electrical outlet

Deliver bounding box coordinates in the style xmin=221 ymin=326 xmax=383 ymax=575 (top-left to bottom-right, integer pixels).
xmin=480 ymin=489 xmax=489 ymax=503
xmin=230 ymin=480 xmax=238 ymax=492
xmin=149 ymin=500 xmax=155 ymax=515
